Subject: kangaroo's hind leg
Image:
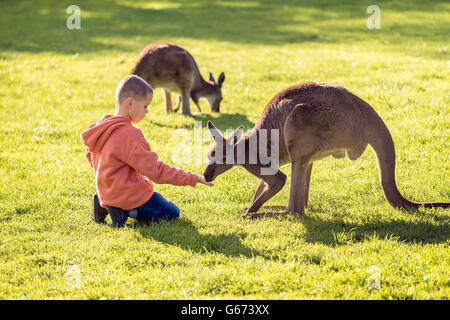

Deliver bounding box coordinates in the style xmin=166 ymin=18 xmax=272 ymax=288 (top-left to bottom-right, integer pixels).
xmin=283 ymin=103 xmax=321 ymax=216
xmin=304 ymin=163 xmax=313 ymax=208
xmin=164 ymin=89 xmax=173 ymax=112
xmin=284 ymin=160 xmax=309 ymax=216
xmin=173 ymin=94 xmax=182 ymax=112
xmin=180 ymin=87 xmax=193 ymax=116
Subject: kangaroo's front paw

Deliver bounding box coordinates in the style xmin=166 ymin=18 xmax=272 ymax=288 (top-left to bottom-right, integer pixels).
xmin=243 ymin=212 xmax=264 ymax=219
xmin=263 ymin=205 xmax=287 ymax=211
xmin=243 ymin=211 xmax=286 ymax=219
xmin=243 ymin=205 xmax=287 ymax=212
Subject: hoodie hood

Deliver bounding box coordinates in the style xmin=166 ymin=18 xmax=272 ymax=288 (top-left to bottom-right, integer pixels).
xmin=81 ymin=115 xmax=131 ymax=152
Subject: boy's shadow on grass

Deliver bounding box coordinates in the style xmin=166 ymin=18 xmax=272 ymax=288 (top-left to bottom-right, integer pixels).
xmin=132 ymin=218 xmax=265 ymax=259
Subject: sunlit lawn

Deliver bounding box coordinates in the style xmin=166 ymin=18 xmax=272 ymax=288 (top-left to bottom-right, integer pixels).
xmin=0 ymin=0 xmax=448 ymax=299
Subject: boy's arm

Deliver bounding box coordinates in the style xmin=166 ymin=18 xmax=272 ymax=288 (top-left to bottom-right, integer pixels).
xmin=127 ymin=142 xmax=198 ymax=187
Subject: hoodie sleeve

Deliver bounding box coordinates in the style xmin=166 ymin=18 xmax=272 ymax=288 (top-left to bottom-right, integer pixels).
xmin=127 ymin=141 xmax=198 ymax=187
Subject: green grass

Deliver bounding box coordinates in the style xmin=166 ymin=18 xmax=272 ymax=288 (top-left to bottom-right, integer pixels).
xmin=0 ymin=0 xmax=449 ymax=299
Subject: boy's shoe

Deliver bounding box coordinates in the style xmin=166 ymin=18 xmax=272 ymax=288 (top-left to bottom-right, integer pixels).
xmin=91 ymin=194 xmax=108 ymax=224
xmin=107 ymin=206 xmax=129 ymax=228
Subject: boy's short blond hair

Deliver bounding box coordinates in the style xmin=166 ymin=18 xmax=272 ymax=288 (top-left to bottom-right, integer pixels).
xmin=115 ymin=75 xmax=153 ymax=105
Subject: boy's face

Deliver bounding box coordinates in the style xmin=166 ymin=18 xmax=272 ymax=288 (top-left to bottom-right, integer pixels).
xmin=128 ymin=93 xmax=153 ymax=123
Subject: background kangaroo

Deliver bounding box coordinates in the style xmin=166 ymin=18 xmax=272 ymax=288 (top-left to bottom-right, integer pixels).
xmin=131 ymin=43 xmax=225 ymax=116
xmin=203 ymin=81 xmax=449 ymax=218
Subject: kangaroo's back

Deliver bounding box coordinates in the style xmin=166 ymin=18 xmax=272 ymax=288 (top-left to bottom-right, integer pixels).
xmin=258 ymin=82 xmax=370 ymax=124
xmin=253 ymin=82 xmax=371 ymax=162
xmin=131 ymin=43 xmax=201 ymax=91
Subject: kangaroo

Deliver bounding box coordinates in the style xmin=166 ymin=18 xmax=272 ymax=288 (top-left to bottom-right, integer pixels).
xmin=131 ymin=43 xmax=225 ymax=116
xmin=203 ymin=81 xmax=449 ymax=218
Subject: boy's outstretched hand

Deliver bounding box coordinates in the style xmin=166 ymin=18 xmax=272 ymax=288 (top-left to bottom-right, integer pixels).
xmin=197 ymin=175 xmax=214 ymax=187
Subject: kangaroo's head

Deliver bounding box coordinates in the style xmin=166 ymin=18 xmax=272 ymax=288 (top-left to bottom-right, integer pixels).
xmin=200 ymin=72 xmax=225 ymax=113
xmin=204 ymin=120 xmax=243 ymax=182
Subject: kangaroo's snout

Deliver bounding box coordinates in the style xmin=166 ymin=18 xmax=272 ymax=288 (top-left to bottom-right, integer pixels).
xmin=203 ymin=166 xmax=215 ymax=182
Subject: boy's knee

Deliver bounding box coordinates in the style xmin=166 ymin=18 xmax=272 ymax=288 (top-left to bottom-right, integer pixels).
xmin=169 ymin=204 xmax=180 ymax=219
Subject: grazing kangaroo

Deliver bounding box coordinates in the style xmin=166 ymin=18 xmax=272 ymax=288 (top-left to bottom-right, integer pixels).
xmin=131 ymin=43 xmax=225 ymax=116
xmin=203 ymin=82 xmax=449 ymax=218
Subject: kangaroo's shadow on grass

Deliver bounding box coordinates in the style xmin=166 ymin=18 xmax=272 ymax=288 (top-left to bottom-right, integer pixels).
xmin=132 ymin=217 xmax=266 ymax=259
xmin=148 ymin=112 xmax=255 ymax=131
xmin=300 ymin=205 xmax=450 ymax=245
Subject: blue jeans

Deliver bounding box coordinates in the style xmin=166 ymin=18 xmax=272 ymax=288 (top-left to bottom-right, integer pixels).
xmin=129 ymin=192 xmax=180 ymax=222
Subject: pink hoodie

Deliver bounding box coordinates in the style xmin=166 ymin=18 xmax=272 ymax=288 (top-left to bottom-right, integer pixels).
xmin=81 ymin=115 xmax=198 ymax=210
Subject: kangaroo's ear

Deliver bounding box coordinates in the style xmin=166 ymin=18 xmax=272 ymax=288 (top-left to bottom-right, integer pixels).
xmin=226 ymin=125 xmax=243 ymax=146
xmin=208 ymin=120 xmax=223 ymax=143
xmin=209 ymin=72 xmax=216 ymax=83
xmin=217 ymin=72 xmax=225 ymax=88
xmin=207 ymin=120 xmax=217 ymax=131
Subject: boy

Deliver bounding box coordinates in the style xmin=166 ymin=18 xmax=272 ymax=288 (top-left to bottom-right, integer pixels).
xmin=81 ymin=75 xmax=212 ymax=227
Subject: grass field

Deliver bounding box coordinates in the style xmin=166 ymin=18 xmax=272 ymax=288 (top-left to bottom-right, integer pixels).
xmin=0 ymin=0 xmax=449 ymax=299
